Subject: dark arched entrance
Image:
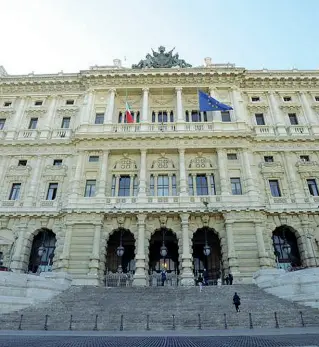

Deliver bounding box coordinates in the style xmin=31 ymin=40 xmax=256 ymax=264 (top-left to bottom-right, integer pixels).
xmin=28 ymin=228 xmax=56 ymax=273
xmin=192 ymin=227 xmax=221 ymax=284
xmin=105 ymin=228 xmax=135 ymax=274
xmin=272 ymin=225 xmax=301 ymax=269
xmin=149 ymin=228 xmax=179 ymax=274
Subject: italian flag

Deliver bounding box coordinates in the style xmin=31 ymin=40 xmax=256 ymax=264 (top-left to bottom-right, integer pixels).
xmin=125 ymin=102 xmax=134 ymax=123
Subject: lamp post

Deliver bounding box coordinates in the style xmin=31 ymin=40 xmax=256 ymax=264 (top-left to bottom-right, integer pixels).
xmin=306 ymin=232 xmax=318 ymax=267
xmin=160 ymin=228 xmax=168 ymax=258
xmin=282 ymin=240 xmax=292 ymax=269
xmin=203 ymin=227 xmax=211 ymax=257
xmin=116 ymin=229 xmax=125 ymax=258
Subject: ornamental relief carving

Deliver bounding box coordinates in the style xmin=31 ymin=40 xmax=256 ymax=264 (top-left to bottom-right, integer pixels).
xmin=0 ymin=109 xmax=15 ymax=117
xmin=42 ymin=165 xmax=68 ymax=176
xmin=259 ymin=162 xmax=284 ymax=174
xmin=296 ymin=161 xmax=319 ymax=173
xmin=6 ymin=165 xmax=32 ymax=177
xmin=188 ymin=154 xmax=215 ymax=170
xmin=56 ymin=106 xmax=79 ymax=117
xmin=112 ymin=154 xmax=138 ymax=172
xmin=24 ymin=107 xmax=47 ymax=117
xmin=150 ymin=154 xmax=176 ymax=171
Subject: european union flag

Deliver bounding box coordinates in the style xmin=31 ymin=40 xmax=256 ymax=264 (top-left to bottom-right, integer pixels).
xmin=198 ymin=90 xmax=233 ymax=112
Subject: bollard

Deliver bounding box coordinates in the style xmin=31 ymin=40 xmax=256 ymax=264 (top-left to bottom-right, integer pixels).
xmin=172 ymin=314 xmax=175 ymax=330
xmin=249 ymin=313 xmax=253 ymax=329
xmin=299 ymin=311 xmax=305 ymax=327
xmin=93 ymin=314 xmax=98 ymax=331
xmin=18 ymin=314 xmax=23 ymax=330
xmin=274 ymin=312 xmax=279 ymax=329
xmin=120 ymin=314 xmax=124 ymax=331
xmin=146 ymin=314 xmax=150 ymax=331
xmin=69 ymin=315 xmax=73 ymax=331
xmin=198 ymin=313 xmax=202 ymax=330
xmin=224 ymin=313 xmax=228 ymax=330
xmin=44 ymin=315 xmax=49 ymax=331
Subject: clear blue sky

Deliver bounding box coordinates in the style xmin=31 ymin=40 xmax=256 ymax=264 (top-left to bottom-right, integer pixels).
xmin=1 ymin=0 xmax=318 ymax=74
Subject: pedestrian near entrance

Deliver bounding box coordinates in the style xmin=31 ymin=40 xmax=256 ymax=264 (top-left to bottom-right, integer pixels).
xmin=161 ymin=269 xmax=167 ymax=286
xmin=228 ymin=273 xmax=233 ymax=285
xmin=203 ymin=268 xmax=209 ymax=286
xmin=197 ymin=273 xmax=204 ymax=292
xmin=233 ymin=292 xmax=241 ymax=312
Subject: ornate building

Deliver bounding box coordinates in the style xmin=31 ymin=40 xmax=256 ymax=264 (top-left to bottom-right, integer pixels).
xmin=0 ymin=47 xmax=318 ymax=286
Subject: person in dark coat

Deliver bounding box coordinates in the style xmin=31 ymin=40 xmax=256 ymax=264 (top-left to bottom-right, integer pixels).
xmin=161 ymin=269 xmax=167 ymax=286
xmin=225 ymin=275 xmax=229 ymax=285
xmin=233 ymin=292 xmax=241 ymax=312
xmin=203 ymin=268 xmax=209 ymax=286
xmin=228 ymin=273 xmax=233 ymax=285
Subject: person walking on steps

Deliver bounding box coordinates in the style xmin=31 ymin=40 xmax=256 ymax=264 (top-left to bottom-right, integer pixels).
xmin=197 ymin=273 xmax=204 ymax=292
xmin=233 ymin=292 xmax=241 ymax=312
xmin=161 ymin=268 xmax=167 ymax=286
xmin=228 ymin=273 xmax=233 ymax=285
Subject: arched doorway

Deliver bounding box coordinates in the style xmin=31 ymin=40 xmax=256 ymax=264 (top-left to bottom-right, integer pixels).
xmin=148 ymin=228 xmax=179 ymax=286
xmin=28 ymin=228 xmax=56 ymax=273
xmin=272 ymin=225 xmax=301 ymax=270
xmin=105 ymin=228 xmax=135 ymax=274
xmin=192 ymin=227 xmax=222 ymax=284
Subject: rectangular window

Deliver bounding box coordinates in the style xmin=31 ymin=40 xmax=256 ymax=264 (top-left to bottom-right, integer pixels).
xmin=150 ymin=175 xmax=155 ymax=196
xmin=157 ymin=175 xmax=169 ymax=196
xmin=307 ymin=179 xmax=319 ymax=196
xmin=95 ymin=113 xmax=104 ymax=124
xmin=196 ymin=174 xmax=208 ymax=196
xmin=9 ymin=183 xmax=21 ymax=200
xmin=34 ymin=100 xmax=43 ymax=106
xmin=264 ymin=156 xmax=274 ymax=163
xmin=315 ymin=96 xmax=319 ymax=102
xmin=221 ymin=111 xmax=231 ymax=122
xmin=300 ymin=155 xmax=310 ymax=162
xmin=18 ymin=160 xmax=27 ymax=166
xmin=172 ymin=174 xmax=177 ymax=196
xmin=269 ymin=180 xmax=281 ymax=197
xmin=61 ymin=117 xmax=70 ymax=129
xmin=210 ymin=174 xmax=216 ymax=195
xmin=66 ymin=99 xmax=75 ymax=105
xmin=255 ymin=113 xmax=265 ymax=125
xmin=118 ymin=176 xmax=130 ymax=196
xmin=227 ymin=153 xmax=237 ymax=160
xmin=28 ymin=118 xmax=38 ymax=129
xmin=0 ymin=119 xmax=5 ymax=130
xmin=288 ymin=113 xmax=298 ymax=125
xmin=188 ymin=174 xmax=194 ymax=195
xmin=231 ymin=177 xmax=242 ymax=195
xmin=89 ymin=156 xmax=99 ymax=162
xmin=4 ymin=101 xmax=12 ymax=107
xmin=84 ymin=180 xmax=96 ymax=197
xmin=251 ymin=97 xmax=260 ymax=102
xmin=46 ymin=183 xmax=58 ymax=200
xmin=283 ymin=96 xmax=292 ymax=102
xmin=53 ymin=159 xmax=62 ymax=166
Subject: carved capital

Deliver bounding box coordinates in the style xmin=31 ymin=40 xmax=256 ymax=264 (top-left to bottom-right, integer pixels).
xmin=159 ymin=215 xmax=167 ymax=227
xmin=201 ymin=214 xmax=210 ymax=226
xmin=180 ymin=213 xmax=189 ymax=224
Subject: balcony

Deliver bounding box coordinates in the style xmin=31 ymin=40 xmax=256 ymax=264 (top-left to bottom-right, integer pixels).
xmin=18 ymin=129 xmax=39 ymax=140
xmin=254 ymin=125 xmax=276 ymax=136
xmin=287 ymin=125 xmax=310 ymax=136
xmin=51 ymin=128 xmax=73 ymax=139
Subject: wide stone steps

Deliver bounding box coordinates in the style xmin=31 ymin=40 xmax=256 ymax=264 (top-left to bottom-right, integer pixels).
xmin=0 ymin=284 xmax=318 ymax=331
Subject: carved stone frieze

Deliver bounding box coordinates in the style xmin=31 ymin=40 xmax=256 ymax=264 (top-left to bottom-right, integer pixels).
xmin=259 ymin=162 xmax=284 ymax=175
xmin=56 ymin=106 xmax=79 ymax=117
xmin=296 ymin=161 xmax=319 ymax=174
xmin=42 ymin=164 xmax=68 ymax=177
xmin=24 ymin=107 xmax=47 ymax=116
xmin=0 ymin=108 xmax=15 ymax=117
xmin=6 ymin=165 xmax=32 ymax=177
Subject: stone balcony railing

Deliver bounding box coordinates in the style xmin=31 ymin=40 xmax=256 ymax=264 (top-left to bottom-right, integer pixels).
xmin=51 ymin=128 xmax=73 ymax=139
xmin=287 ymin=125 xmax=310 ymax=136
xmin=17 ymin=129 xmax=39 ymax=140
xmin=254 ymin=125 xmax=276 ymax=136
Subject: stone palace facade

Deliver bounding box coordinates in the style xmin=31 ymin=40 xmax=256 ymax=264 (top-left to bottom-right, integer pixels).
xmin=0 ymin=49 xmax=318 ymax=286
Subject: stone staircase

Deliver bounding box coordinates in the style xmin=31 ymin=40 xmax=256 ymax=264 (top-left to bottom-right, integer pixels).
xmin=0 ymin=284 xmax=318 ymax=331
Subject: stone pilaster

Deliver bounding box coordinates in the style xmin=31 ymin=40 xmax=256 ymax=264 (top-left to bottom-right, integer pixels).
xmin=217 ymin=149 xmax=229 ymax=196
xmin=138 ymin=149 xmax=147 ymax=199
xmin=267 ymin=92 xmax=286 ymax=135
xmin=88 ymin=224 xmax=102 ymax=283
xmin=178 ymin=149 xmax=187 ymax=197
xmin=180 ymin=213 xmax=194 ymax=286
xmin=282 ymin=152 xmax=303 ymax=203
xmin=96 ymin=150 xmax=109 ymax=198
xmin=141 ymin=88 xmax=149 ymax=123
xmin=25 ymin=157 xmax=42 ymax=207
xmin=209 ymin=87 xmax=222 ymax=122
xmin=70 ymin=152 xmax=84 ymax=199
xmin=105 ymin=88 xmax=116 ymax=124
xmin=10 ymin=220 xmax=28 ymax=272
xmin=299 ymin=92 xmax=319 ymax=134
xmin=241 ymin=150 xmax=258 ymax=199
xmin=133 ymin=214 xmax=147 ymax=286
xmin=80 ymin=89 xmax=94 ymax=125
xmin=231 ymin=88 xmax=245 ymax=122
xmin=58 ymin=224 xmax=72 ymax=272
xmin=225 ymin=221 xmax=240 ymax=277
xmin=255 ymin=222 xmax=270 ymax=268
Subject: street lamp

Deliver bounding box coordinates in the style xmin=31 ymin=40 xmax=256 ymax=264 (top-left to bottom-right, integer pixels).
xmin=203 ymin=227 xmax=211 ymax=256
xmin=160 ymin=228 xmax=168 ymax=258
xmin=116 ymin=229 xmax=125 ymax=257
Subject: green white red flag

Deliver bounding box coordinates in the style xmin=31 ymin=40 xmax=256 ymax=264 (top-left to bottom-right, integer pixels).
xmin=125 ymin=102 xmax=134 ymax=123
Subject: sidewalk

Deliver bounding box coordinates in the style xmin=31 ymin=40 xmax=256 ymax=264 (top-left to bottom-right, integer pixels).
xmin=0 ymin=327 xmax=318 ymax=337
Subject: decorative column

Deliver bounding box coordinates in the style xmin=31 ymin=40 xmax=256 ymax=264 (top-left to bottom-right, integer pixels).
xmin=80 ymin=89 xmax=94 ymax=125
xmin=133 ymin=214 xmax=147 ymax=286
xmin=25 ymin=157 xmax=42 ymax=206
xmin=96 ymin=150 xmax=109 ymax=198
xmin=209 ymin=88 xmax=222 ymax=122
xmin=141 ymin=88 xmax=149 ymax=122
xmin=225 ymin=221 xmax=240 ymax=277
xmin=231 ymin=88 xmax=245 ymax=123
xmin=282 ymin=152 xmax=303 ymax=203
xmin=241 ymin=150 xmax=258 ymax=199
xmin=10 ymin=221 xmax=28 ymax=272
xmin=217 ymin=149 xmax=229 ymax=196
xmin=267 ymin=92 xmax=287 ymax=135
xmin=176 ymin=87 xmax=185 ymax=131
xmin=59 ymin=224 xmax=72 ymax=272
xmin=88 ymin=224 xmax=102 ymax=282
xmin=70 ymin=152 xmax=84 ymax=199
xmin=180 ymin=213 xmax=194 ymax=286
xmin=299 ymin=92 xmax=319 ymax=135
xmin=138 ymin=149 xmax=147 ymax=198
xmin=105 ymin=88 xmax=116 ymax=124
xmin=178 ymin=149 xmax=188 ymax=197
xmin=255 ymin=222 xmax=270 ymax=268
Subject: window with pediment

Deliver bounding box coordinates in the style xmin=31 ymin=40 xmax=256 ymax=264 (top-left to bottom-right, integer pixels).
xmin=149 ymin=155 xmax=177 ymax=196
xmin=187 ymin=155 xmax=216 ymax=196
xmin=111 ymin=156 xmax=138 ymax=197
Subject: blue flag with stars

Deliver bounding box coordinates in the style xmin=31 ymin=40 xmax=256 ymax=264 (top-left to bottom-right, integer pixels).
xmin=198 ymin=90 xmax=233 ymax=112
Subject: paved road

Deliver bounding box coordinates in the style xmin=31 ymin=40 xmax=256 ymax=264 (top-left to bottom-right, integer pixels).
xmin=0 ymin=334 xmax=318 ymax=347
